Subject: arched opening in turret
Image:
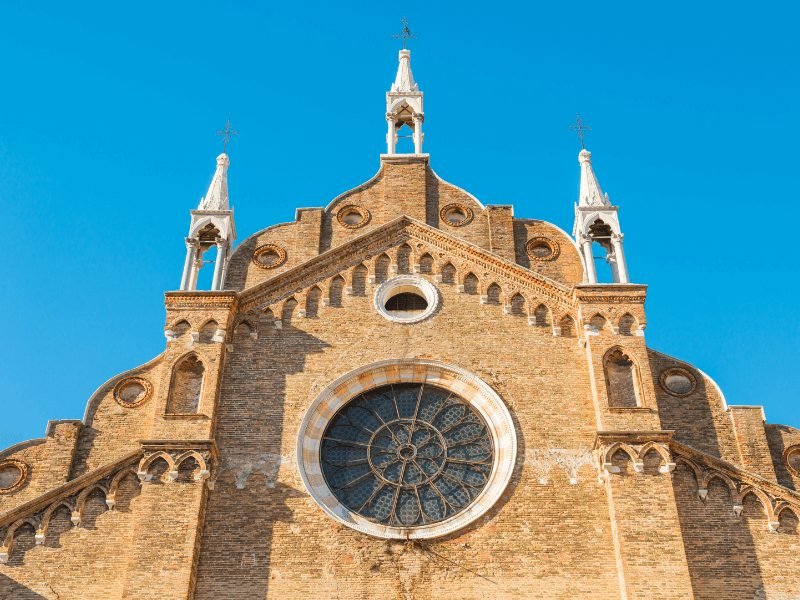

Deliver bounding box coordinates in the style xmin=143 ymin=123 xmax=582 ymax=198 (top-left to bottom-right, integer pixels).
xmin=391 ymin=102 xmax=419 ymax=154
xmin=588 ymin=219 xmax=616 ymax=283
xmin=195 ymin=223 xmax=221 ymax=290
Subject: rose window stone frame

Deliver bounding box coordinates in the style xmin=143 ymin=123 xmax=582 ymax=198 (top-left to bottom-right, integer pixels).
xmin=296 ymin=359 xmax=517 ymax=540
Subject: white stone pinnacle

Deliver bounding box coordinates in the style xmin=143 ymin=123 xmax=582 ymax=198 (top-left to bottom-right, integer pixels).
xmin=578 ymin=149 xmax=611 ymax=207
xmin=198 ymin=153 xmax=230 ymax=211
xmin=391 ymin=49 xmax=418 ymax=93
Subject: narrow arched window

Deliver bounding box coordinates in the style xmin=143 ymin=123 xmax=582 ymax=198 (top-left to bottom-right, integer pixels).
xmin=374 ymin=254 xmax=390 ymax=284
xmin=486 ymin=283 xmax=502 ymax=305
xmin=604 ymin=348 xmax=641 ymax=408
xmin=329 ymin=276 xmax=345 ymax=307
xmin=397 ymin=244 xmax=412 ymax=274
xmin=619 ymin=313 xmax=637 ymax=336
xmin=419 ymin=253 xmax=434 ymax=274
xmin=463 ymin=273 xmax=479 ymax=295
xmin=441 ymin=263 xmax=456 ymax=284
xmin=559 ymin=315 xmax=576 ymax=338
xmin=167 ymin=354 xmax=205 ymax=414
xmin=352 ymin=265 xmax=368 ymax=296
xmin=306 ymin=286 xmax=322 ymax=317
xmin=510 ymin=293 xmax=526 ymax=316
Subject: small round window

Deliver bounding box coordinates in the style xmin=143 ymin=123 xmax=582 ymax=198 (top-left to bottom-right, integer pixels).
xmin=660 ymin=367 xmax=697 ymax=397
xmin=786 ymin=447 xmax=800 ymax=478
xmin=0 ymin=460 xmax=28 ymax=494
xmin=525 ymin=237 xmax=560 ymax=262
xmin=337 ymin=205 xmax=370 ymax=229
xmin=440 ymin=204 xmax=474 ymax=227
xmin=253 ymin=244 xmax=287 ymax=269
xmin=374 ymin=276 xmax=440 ymax=324
xmin=114 ymin=377 xmax=152 ymax=408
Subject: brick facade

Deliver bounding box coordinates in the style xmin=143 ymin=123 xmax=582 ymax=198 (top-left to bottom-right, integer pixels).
xmin=1 ymin=155 xmax=799 ymax=599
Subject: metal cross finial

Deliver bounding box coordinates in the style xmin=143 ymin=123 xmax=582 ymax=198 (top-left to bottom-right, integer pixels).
xmin=216 ymin=118 xmax=238 ymax=153
xmin=570 ymin=114 xmax=591 ymax=149
xmin=393 ymin=17 xmax=415 ymax=49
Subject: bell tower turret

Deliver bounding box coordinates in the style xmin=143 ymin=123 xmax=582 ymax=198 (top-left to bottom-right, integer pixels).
xmin=385 ymin=42 xmax=424 ymax=154
xmin=179 ymin=151 xmax=236 ymax=291
xmin=572 ymin=148 xmax=630 ymax=284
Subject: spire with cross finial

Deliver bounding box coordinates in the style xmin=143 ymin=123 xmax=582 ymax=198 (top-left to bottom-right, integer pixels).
xmin=178 ymin=123 xmax=238 ymax=291
xmin=386 ymin=19 xmax=424 ymax=154
xmin=571 ymin=121 xmax=631 ymax=284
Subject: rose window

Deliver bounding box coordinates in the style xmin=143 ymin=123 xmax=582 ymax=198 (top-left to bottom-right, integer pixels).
xmin=320 ymin=383 xmax=494 ymax=527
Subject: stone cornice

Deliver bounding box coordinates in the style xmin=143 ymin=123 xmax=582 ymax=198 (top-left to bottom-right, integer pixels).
xmin=164 ymin=291 xmax=238 ymax=311
xmin=239 ymin=216 xmax=575 ymax=313
xmin=574 ymin=284 xmax=648 ymax=305
xmin=593 ymin=430 xmax=674 ymax=449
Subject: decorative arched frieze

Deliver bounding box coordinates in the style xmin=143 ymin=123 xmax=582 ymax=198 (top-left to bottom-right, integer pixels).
xmin=0 ymin=452 xmax=143 ymax=563
xmin=671 ymin=441 xmax=800 ymax=532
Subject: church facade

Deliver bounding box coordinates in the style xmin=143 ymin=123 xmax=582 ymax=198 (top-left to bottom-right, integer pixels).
xmin=1 ymin=49 xmax=799 ymax=600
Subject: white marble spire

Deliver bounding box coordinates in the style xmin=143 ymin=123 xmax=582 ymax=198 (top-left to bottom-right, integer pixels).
xmin=198 ymin=153 xmax=230 ymax=211
xmin=578 ymin=149 xmax=611 ymax=207
xmin=391 ymin=49 xmax=418 ymax=93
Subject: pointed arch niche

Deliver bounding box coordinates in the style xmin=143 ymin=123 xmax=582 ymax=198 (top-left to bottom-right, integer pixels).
xmin=603 ymin=347 xmax=643 ymax=409
xmin=166 ymin=354 xmax=205 ymax=415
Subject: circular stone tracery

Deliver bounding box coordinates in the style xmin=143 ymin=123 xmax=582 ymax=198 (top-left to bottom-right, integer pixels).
xmin=320 ymin=383 xmax=493 ymax=528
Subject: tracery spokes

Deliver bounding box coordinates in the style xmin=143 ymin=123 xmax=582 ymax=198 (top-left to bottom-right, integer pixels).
xmin=320 ymin=383 xmax=494 ymax=527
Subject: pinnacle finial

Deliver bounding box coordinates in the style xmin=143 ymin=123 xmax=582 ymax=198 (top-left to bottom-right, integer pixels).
xmin=570 ymin=114 xmax=591 ymax=150
xmin=392 ymin=17 xmax=415 ymax=49
xmin=216 ymin=118 xmax=238 ymax=154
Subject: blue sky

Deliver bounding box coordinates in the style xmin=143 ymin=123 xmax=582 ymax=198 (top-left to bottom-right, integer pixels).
xmin=1 ymin=1 xmax=798 ymax=447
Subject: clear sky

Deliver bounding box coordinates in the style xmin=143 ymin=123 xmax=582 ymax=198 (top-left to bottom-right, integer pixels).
xmin=1 ymin=1 xmax=798 ymax=448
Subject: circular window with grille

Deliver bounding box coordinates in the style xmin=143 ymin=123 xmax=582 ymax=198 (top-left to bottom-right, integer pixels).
xmin=296 ymin=359 xmax=517 ymax=539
